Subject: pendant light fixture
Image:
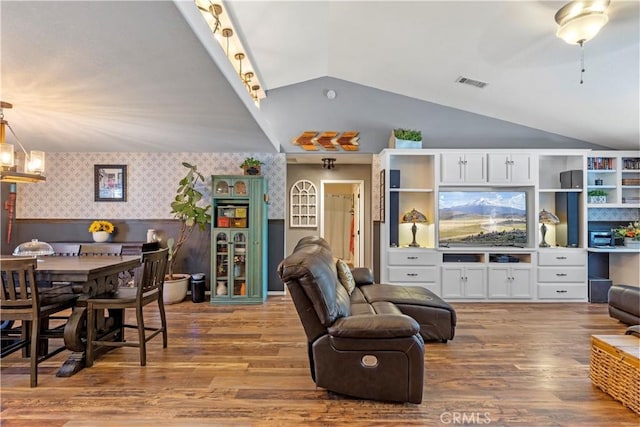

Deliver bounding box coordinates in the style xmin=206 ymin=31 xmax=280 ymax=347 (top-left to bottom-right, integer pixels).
xmin=0 ymin=101 xmax=46 ymax=183
xmin=554 ymin=0 xmax=611 ymax=84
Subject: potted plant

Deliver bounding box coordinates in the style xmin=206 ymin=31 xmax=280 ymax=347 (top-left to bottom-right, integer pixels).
xmin=165 ymin=162 xmax=212 ymax=304
xmin=88 ymin=220 xmax=115 ymax=242
xmin=587 ymin=189 xmax=608 ymax=204
xmin=240 ymin=157 xmax=263 ymax=175
xmin=613 ymin=222 xmax=640 ymax=248
xmin=390 ymin=128 xmax=422 ymax=149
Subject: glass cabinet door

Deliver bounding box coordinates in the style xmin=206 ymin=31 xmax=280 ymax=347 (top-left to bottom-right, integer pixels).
xmin=214 ymin=179 xmax=231 ymax=196
xmin=232 ymin=231 xmax=248 ymax=296
xmin=233 ymin=180 xmax=248 ymax=196
xmin=214 ymin=231 xmax=229 ymax=296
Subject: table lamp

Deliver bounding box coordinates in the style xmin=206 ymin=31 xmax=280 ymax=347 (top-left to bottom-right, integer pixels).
xmin=401 ymin=208 xmax=428 ymax=247
xmin=539 ymin=209 xmax=560 ymax=247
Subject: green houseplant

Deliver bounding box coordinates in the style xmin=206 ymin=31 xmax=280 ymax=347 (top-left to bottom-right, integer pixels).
xmin=587 ymin=189 xmax=607 ymax=204
xmin=240 ymin=157 xmax=263 ymax=175
xmin=393 ymin=128 xmax=422 ymax=142
xmin=164 ymin=162 xmax=211 ymax=303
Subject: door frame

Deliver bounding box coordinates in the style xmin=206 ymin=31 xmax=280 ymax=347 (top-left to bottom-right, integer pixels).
xmin=319 ymin=179 xmax=365 ymax=267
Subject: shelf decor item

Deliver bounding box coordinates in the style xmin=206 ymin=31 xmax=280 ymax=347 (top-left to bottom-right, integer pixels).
xmin=401 ymin=208 xmax=427 ymax=247
xmin=88 ymin=220 xmax=114 ymax=242
xmin=588 ymin=189 xmax=608 ymax=204
xmin=613 ymin=222 xmax=640 ymax=248
xmin=539 ymin=209 xmax=560 ymax=248
xmin=240 ymin=157 xmax=263 ymax=175
xmin=390 ymin=129 xmax=422 ymax=149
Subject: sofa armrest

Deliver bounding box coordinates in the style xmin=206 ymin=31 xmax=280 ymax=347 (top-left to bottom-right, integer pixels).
xmin=351 ymin=267 xmax=374 ymax=286
xmin=328 ymin=314 xmax=419 ymax=339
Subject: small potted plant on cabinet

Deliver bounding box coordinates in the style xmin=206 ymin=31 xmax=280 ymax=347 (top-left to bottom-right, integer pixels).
xmin=588 ymin=189 xmax=608 ymax=204
xmin=240 ymin=157 xmax=263 ymax=175
xmin=390 ymin=128 xmax=422 ymax=149
xmin=165 ymin=162 xmax=212 ymax=304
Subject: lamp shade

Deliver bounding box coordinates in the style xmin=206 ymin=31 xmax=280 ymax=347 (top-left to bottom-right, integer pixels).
xmin=555 ymin=0 xmax=610 ymax=45
xmin=539 ymin=209 xmax=560 ymax=225
xmin=401 ymin=208 xmax=428 ymax=224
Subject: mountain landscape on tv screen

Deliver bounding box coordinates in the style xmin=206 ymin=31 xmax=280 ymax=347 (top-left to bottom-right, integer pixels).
xmin=439 ymin=192 xmax=527 ymax=246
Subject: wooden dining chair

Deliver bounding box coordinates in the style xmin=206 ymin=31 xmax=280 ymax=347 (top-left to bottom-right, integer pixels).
xmin=1 ymin=257 xmax=78 ymax=387
xmin=85 ymin=248 xmax=168 ymax=367
xmin=79 ymin=244 xmax=122 ymax=256
xmin=50 ymin=243 xmax=81 ymax=256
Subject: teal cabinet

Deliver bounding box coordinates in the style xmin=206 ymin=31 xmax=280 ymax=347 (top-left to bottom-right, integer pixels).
xmin=211 ymin=176 xmax=267 ymax=304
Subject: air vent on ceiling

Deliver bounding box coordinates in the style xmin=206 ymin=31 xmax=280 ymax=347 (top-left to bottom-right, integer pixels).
xmin=455 ymin=76 xmax=488 ymax=89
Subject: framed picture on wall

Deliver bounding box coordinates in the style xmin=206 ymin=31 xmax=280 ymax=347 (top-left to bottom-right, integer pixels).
xmin=94 ymin=164 xmax=127 ymax=202
xmin=379 ymin=170 xmax=385 ymax=223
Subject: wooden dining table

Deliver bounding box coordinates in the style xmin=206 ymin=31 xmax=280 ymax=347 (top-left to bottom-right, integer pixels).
xmin=29 ymin=255 xmax=142 ymax=376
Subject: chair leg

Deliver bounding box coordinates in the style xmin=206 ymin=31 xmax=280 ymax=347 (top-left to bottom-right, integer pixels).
xmin=136 ymin=304 xmax=146 ymax=366
xmin=30 ymin=318 xmax=39 ymax=387
xmin=158 ymin=297 xmax=168 ymax=348
xmin=86 ymin=304 xmax=95 ymax=367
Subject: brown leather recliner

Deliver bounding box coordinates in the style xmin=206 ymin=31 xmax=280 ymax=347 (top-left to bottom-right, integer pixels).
xmin=278 ymin=237 xmax=424 ymax=403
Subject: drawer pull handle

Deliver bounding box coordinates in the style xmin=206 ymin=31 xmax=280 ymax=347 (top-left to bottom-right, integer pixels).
xmin=407 ymin=256 xmax=418 ymax=260
xmin=556 ymin=273 xmax=567 ymax=277
xmin=556 ymin=290 xmax=568 ymax=293
xmin=556 ymin=256 xmax=567 ymax=260
xmin=407 ymin=273 xmax=418 ymax=277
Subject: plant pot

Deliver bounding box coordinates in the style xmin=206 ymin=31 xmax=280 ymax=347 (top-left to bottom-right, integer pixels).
xmin=92 ymin=231 xmax=110 ymax=243
xmin=242 ymin=165 xmax=261 ymax=176
xmin=163 ymin=274 xmax=190 ymax=304
xmin=624 ymin=238 xmax=640 ymax=249
xmin=589 ymin=195 xmax=606 ymax=204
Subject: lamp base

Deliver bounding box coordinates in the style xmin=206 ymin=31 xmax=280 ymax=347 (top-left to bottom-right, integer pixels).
xmin=408 ymin=242 xmax=420 ymax=248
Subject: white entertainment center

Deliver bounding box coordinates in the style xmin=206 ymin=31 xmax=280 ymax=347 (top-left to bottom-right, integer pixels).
xmin=379 ymin=149 xmax=640 ymax=302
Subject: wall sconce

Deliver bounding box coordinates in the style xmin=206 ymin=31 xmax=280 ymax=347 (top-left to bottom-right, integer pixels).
xmin=322 ymin=158 xmax=336 ymax=170
xmin=0 ymin=101 xmax=46 ymax=183
xmin=401 ymin=208 xmax=428 ymax=247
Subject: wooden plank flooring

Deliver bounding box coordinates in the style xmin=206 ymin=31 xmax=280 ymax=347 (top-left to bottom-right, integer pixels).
xmin=1 ymin=297 xmax=638 ymax=426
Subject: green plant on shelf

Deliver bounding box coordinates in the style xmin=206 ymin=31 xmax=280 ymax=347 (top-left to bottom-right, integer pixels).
xmin=393 ymin=128 xmax=422 ymax=141
xmin=587 ymin=189 xmax=608 ymax=197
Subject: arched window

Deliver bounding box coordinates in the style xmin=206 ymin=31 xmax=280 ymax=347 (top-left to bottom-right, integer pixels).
xmin=290 ymin=180 xmax=317 ymax=227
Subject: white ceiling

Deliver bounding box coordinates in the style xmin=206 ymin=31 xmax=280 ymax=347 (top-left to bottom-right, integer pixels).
xmin=1 ymin=0 xmax=638 ymax=155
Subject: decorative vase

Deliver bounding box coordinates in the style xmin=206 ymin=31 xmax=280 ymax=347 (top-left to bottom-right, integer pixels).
xmin=623 ymin=238 xmax=640 ymax=249
xmin=163 ymin=274 xmax=190 ymax=304
xmin=92 ymin=231 xmax=110 ymax=243
xmin=216 ymin=280 xmax=228 ymax=296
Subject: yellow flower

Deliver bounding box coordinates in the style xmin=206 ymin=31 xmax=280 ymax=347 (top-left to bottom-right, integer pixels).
xmin=89 ymin=220 xmax=115 ymax=234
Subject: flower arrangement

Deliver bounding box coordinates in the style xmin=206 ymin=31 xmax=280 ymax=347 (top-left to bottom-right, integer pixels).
xmin=613 ymin=222 xmax=640 ymax=241
xmin=88 ymin=220 xmax=115 ymax=234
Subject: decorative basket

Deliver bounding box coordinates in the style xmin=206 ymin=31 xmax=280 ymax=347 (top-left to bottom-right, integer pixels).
xmin=590 ymin=335 xmax=640 ymax=415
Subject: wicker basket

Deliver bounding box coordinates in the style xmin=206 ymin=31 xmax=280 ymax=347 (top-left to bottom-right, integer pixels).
xmin=590 ymin=335 xmax=640 ymax=415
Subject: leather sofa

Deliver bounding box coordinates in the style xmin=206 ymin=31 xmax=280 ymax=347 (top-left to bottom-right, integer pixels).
xmin=608 ymin=284 xmax=640 ymax=325
xmin=277 ymin=236 xmax=457 ymax=403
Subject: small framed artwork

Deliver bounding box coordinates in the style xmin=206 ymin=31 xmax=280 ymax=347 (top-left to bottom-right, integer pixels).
xmin=94 ymin=164 xmax=127 ymax=202
xmin=379 ymin=170 xmax=385 ymax=223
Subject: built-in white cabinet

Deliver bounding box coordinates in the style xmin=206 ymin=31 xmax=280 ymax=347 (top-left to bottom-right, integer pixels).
xmin=440 ymin=153 xmax=486 ymax=184
xmin=487 ymin=153 xmax=533 ymax=185
xmin=488 ymin=265 xmax=532 ymax=298
xmin=441 ymin=265 xmax=486 ymax=299
xmin=587 ymin=151 xmax=640 ymax=208
xmin=387 ymin=248 xmax=440 ymax=295
xmin=537 ymin=249 xmax=587 ymax=300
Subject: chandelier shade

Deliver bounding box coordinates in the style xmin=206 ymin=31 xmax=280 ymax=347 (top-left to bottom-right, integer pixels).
xmin=555 ymin=0 xmax=610 ymax=45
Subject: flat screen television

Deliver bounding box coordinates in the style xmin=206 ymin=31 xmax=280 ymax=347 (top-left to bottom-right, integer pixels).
xmin=438 ymin=190 xmax=528 ymax=247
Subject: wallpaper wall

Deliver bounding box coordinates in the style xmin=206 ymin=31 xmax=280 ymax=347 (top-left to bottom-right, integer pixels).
xmin=15 ymin=152 xmax=286 ymax=220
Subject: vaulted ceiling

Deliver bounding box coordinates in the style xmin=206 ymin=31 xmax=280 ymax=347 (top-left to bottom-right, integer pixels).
xmin=1 ymin=1 xmax=638 ymax=155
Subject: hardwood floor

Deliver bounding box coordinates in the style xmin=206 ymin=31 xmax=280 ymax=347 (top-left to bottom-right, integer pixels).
xmin=1 ymin=296 xmax=638 ymax=426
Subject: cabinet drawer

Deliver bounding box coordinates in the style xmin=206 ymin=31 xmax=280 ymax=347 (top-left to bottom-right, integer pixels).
xmin=538 ymin=267 xmax=586 ymax=282
xmin=538 ymin=284 xmax=586 ymax=299
xmin=388 ymin=267 xmax=437 ymax=283
xmin=538 ymin=252 xmax=585 ymax=266
xmin=388 ymin=251 xmax=439 ymax=265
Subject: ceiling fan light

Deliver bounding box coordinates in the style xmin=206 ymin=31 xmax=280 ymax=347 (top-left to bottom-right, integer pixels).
xmin=557 ymin=13 xmax=609 ymax=44
xmin=555 ymin=0 xmax=610 ymax=45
